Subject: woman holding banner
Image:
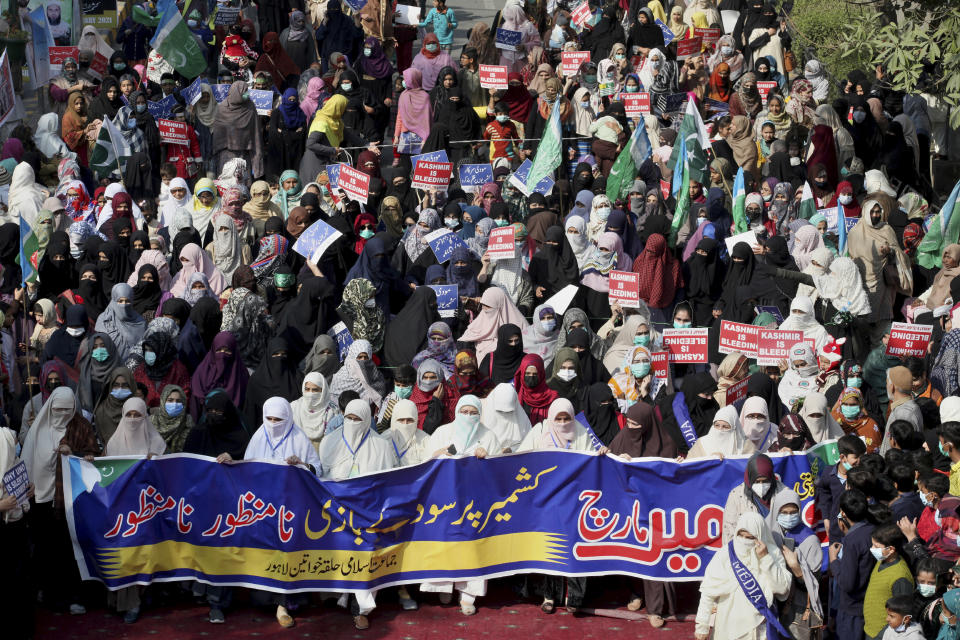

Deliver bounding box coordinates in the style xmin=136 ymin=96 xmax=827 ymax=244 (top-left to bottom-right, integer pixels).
xmin=695 ymin=512 xmax=792 ymax=640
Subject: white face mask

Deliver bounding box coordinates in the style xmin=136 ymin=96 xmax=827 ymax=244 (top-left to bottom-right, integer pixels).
xmin=556 ymin=369 xmax=577 ymax=382
xmin=839 ymin=194 xmax=853 ymax=205
xmin=733 ymin=536 xmax=753 ymax=558
xmin=66 ymin=327 xmax=85 ymax=337
xmin=364 ymin=298 xmax=376 ymax=308
xmin=870 ymin=546 xmax=888 ymax=561
xmin=789 ymin=156 xmax=801 ymax=166
xmin=304 ymin=389 xmax=325 ymax=410
xmin=596 ymin=206 xmax=611 ymax=220
xmin=752 ymin=481 xmax=771 ymax=497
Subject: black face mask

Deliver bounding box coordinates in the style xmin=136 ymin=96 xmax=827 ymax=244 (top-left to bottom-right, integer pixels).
xmin=46 ymin=380 xmax=60 ymax=391
xmin=524 ymin=374 xmax=539 ymax=388
xmin=814 ymin=179 xmax=828 ymax=189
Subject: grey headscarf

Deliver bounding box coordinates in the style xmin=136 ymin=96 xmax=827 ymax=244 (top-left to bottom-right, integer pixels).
xmin=94 ymin=283 xmax=146 ymax=360
xmin=301 ymin=334 xmax=340 ymax=381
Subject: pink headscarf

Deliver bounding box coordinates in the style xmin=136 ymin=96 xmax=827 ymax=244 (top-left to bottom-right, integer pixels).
xmin=539 ymin=398 xmax=577 ymax=449
xmin=300 ymin=77 xmax=324 ymax=118
xmin=126 ymin=249 xmax=173 ymax=291
xmin=397 ymin=68 xmax=433 ymax=140
xmin=459 ymin=287 xmax=530 ymax=363
xmin=169 ymin=243 xmax=229 ymax=296
xmin=791 ymin=225 xmax=825 ymax=271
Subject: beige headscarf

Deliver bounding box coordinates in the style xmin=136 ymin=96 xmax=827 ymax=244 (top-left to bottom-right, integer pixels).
xmin=726 ymin=115 xmax=758 ymax=176
xmin=847 ymin=193 xmax=913 ymax=295
xmin=926 ymin=244 xmax=960 ymax=309
xmin=243 ymin=180 xmax=282 ymax=220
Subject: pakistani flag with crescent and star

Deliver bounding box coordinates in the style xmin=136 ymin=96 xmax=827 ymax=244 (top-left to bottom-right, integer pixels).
xmin=89 ymin=117 xmax=133 ymax=181
xmin=150 ymin=0 xmax=206 ymax=79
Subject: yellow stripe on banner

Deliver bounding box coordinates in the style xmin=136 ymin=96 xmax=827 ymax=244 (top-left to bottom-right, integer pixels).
xmin=96 ymin=531 xmax=568 ymax=582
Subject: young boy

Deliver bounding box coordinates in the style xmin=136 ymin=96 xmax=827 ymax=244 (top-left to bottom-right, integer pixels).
xmin=878 ymin=595 xmax=924 ymax=639
xmin=376 ymin=364 xmax=416 ymax=431
xmin=863 ymin=524 xmax=914 ymax=638
xmin=418 ymin=0 xmax=458 ymax=50
xmin=828 ymin=489 xmax=875 ymax=639
xmin=818 ymin=433 xmax=866 ymax=543
xmin=484 ymin=101 xmax=521 ymax=165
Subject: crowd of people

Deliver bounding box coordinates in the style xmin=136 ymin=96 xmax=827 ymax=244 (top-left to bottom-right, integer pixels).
xmin=0 ymin=0 xmax=959 ymax=637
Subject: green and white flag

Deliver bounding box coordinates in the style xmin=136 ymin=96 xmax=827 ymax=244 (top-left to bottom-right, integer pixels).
xmin=150 ymin=0 xmax=207 ymax=79
xmin=798 ymin=181 xmax=818 ymax=220
xmin=916 ymin=178 xmax=960 ymax=269
xmin=526 ymin=98 xmax=562 ymax=191
xmin=731 ymin=166 xmax=748 ymax=233
xmin=89 ymin=117 xmax=132 ymax=181
xmin=667 ymin=96 xmax=710 ymax=187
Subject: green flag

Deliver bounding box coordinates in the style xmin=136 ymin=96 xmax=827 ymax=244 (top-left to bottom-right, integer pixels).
xmin=916 ymin=179 xmax=960 ymax=269
xmin=668 ymin=136 xmax=690 ymax=248
xmin=667 ymin=97 xmax=710 ymax=187
xmin=731 ymin=166 xmax=748 ymax=233
xmin=798 ymin=181 xmax=818 ymax=220
xmin=525 ymin=99 xmax=562 ymax=191
xmin=90 ymin=118 xmax=132 ymax=181
xmin=150 ymin=0 xmax=207 ymax=79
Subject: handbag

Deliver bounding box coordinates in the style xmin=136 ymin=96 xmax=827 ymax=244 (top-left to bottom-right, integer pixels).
xmin=397 ymin=131 xmax=423 ymax=155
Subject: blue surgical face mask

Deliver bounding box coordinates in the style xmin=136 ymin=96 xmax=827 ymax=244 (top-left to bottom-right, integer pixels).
xmin=426 ymin=44 xmax=438 ymax=52
xmin=496 ymin=114 xmax=509 ymax=123
xmin=164 ymin=401 xmax=184 ymax=417
xmin=673 ymin=321 xmax=691 ymax=329
xmin=359 ymin=229 xmax=375 ymax=239
xmin=92 ymin=347 xmax=110 ymax=362
xmin=111 ymin=387 xmax=132 ymax=400
xmin=113 ymin=62 xmax=125 ymax=71
xmin=777 ymin=513 xmax=800 ymax=530
xmin=841 ymin=460 xmax=853 ymax=471
xmin=363 ymin=47 xmax=372 ymax=57
xmin=401 ymin=80 xmax=407 ymax=89
xmin=918 ymin=583 xmax=936 ymax=598
xmin=136 ymin=104 xmax=147 ymax=113
xmin=127 ymin=118 xmax=137 ymax=129
xmin=187 ymin=18 xmax=198 ymax=27
xmin=494 ymin=219 xmax=509 ymax=227
xmin=444 ymin=218 xmax=458 ymax=228
xmin=630 ymin=362 xmax=651 ymax=378
xmin=840 ymin=404 xmax=860 ymax=419
xmin=540 ymin=319 xmax=556 ymax=332
xmin=242 ymin=92 xmax=250 ymax=100
xmin=340 ymin=83 xmax=353 ymax=92
xmin=625 ymin=85 xmax=639 ymax=93
xmin=144 ymin=351 xmax=157 ymax=366
xmin=721 ymin=45 xmax=733 ymax=56
xmin=395 ymin=384 xmax=412 ymax=399
xmin=940 ymin=442 xmax=950 ymax=457
xmin=846 ymin=377 xmax=862 ymax=388
xmin=633 ymin=334 xmax=649 ymax=347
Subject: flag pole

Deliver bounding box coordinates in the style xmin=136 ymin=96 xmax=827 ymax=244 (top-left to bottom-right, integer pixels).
xmin=106 ymin=120 xmax=126 ymax=187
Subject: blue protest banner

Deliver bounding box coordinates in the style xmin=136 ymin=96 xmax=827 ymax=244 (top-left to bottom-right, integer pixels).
xmin=343 ymin=0 xmax=368 ymax=11
xmin=495 ymin=28 xmax=522 ymax=50
xmin=655 ymin=19 xmax=675 ymax=46
xmin=27 ymin=8 xmax=53 ymax=88
xmin=2 ymin=460 xmax=28 ymax=506
xmin=212 ymin=84 xmax=232 ymax=103
xmin=63 ymin=447 xmax=823 ymax=593
xmin=293 ymin=218 xmax=343 ymax=263
xmin=428 ymin=284 xmax=459 ymax=318
xmin=181 ymin=75 xmax=207 ymax=106
xmin=424 ymin=228 xmax=468 ymax=264
xmin=412 ymin=150 xmax=448 ymax=169
xmin=147 ymin=94 xmax=178 ymax=121
xmin=509 ymin=159 xmax=555 ymax=196
xmin=249 ymin=89 xmax=274 ymax=116
xmin=326 ymin=164 xmax=341 ymax=188
xmin=459 ymin=163 xmax=493 ymax=192
xmin=327 ymin=321 xmax=354 ymax=361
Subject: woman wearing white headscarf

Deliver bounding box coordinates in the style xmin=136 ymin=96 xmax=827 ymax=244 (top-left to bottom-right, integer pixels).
xmin=383 ymin=398 xmax=432 ymax=466
xmin=35 ymin=112 xmax=76 ymax=160
xmin=564 ymin=215 xmax=593 ymax=268
xmin=242 ymin=397 xmax=322 ymax=629
xmin=480 ymin=383 xmax=532 ymax=451
xmin=205 ymin=212 xmax=250 ymax=280
xmin=517 ymin=397 xmax=594 ymax=451
xmin=793 ymin=247 xmax=833 ymax=304
xmin=586 ymin=194 xmax=613 ymax=243
xmin=572 ymin=87 xmax=595 ymax=137
xmin=778 ymin=295 xmax=829 ymax=350
xmin=103 ymin=396 xmax=165 ymax=621
xmin=21 ymin=386 xmax=100 ymax=615
xmin=769 ymin=488 xmax=824 ymax=637
xmin=159 ymin=177 xmax=193 ymax=228
xmin=798 ymin=391 xmax=843 ymax=443
xmin=803 ymin=60 xmax=830 ymax=103
xmin=317 ymin=398 xmax=397 ymax=629
xmin=522 ymin=303 xmax=561 ymax=368
xmin=687 ymin=404 xmax=755 ymax=459
xmin=95 ymin=283 xmax=146 ymax=360
xmin=695 ymin=512 xmax=792 ymax=640
xmin=289 ymin=372 xmax=343 ymax=453
xmin=329 ymin=339 xmax=387 ymax=408
xmin=777 ymin=342 xmax=819 ymax=409
xmin=422 ymin=395 xmax=500 ymax=615
xmin=739 ymin=396 xmax=778 ymax=453
xmin=6 ymin=162 xmax=48 ymax=226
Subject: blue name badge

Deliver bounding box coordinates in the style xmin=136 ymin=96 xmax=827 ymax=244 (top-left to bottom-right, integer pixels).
xmin=424 ymin=228 xmax=469 ymax=264
xmin=459 ymin=163 xmax=493 ymax=192
xmin=428 ymin=284 xmax=459 ymax=318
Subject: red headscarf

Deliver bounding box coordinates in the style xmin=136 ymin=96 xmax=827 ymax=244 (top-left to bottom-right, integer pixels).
xmin=513 ymin=354 xmax=558 ymax=424
xmin=501 ymin=72 xmax=535 ymax=122
xmin=420 ymin=33 xmax=442 ymax=59
xmin=353 ymin=213 xmax=377 ymax=255
xmin=633 ymin=233 xmax=682 ymax=309
xmin=256 ymin=32 xmax=301 ymax=89
xmin=707 ymin=63 xmax=732 ymax=102
xmin=110 ymin=192 xmax=135 ymax=225
xmin=833 ymin=180 xmax=861 ymax=217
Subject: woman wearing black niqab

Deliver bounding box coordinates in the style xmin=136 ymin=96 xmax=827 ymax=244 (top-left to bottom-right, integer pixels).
xmin=97 ymin=240 xmax=132 ymax=297
xmin=714 ymin=242 xmax=756 ymax=319
xmin=683 ymin=238 xmax=725 ymax=327
xmin=131 ymin=264 xmax=162 ymax=319
xmin=435 ymin=86 xmax=481 ymax=164
xmin=189 ymin=297 xmax=222 ymax=352
xmin=479 ymin=323 xmax=525 ymax=384
xmin=383 ymin=286 xmax=440 ymax=368
xmin=656 ymin=372 xmax=719 ymax=454
xmin=183 ymin=389 xmax=251 ymax=460
xmin=565 ymin=328 xmax=611 ymax=385
xmin=580 ymin=382 xmax=622 ymax=446
xmin=276 ymin=276 xmax=337 ymax=361
xmin=0 ymin=223 xmax=22 ymax=294
xmin=37 ymin=232 xmax=76 ymax=300
xmin=242 ymin=337 xmax=304 ymax=428
xmin=529 ymin=226 xmax=581 ymax=300
xmin=74 ymin=263 xmax=108 ymax=319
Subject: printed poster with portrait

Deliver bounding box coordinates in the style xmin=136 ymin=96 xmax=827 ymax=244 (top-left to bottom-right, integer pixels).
xmin=25 ymin=0 xmax=75 ymax=46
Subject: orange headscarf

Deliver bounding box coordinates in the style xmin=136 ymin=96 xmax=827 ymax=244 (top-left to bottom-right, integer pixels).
xmin=707 ymin=63 xmax=732 ymax=102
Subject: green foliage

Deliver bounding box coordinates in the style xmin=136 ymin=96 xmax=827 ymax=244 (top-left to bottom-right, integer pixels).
xmin=785 ymin=0 xmax=873 ymax=96
xmin=838 ymin=0 xmax=960 ymax=128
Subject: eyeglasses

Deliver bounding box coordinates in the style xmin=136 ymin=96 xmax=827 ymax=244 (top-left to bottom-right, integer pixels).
xmin=360 ymin=225 xmax=375 ymax=231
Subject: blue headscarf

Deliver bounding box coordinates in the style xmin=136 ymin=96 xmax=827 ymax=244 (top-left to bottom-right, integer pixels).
xmin=458 ymin=204 xmax=486 ymax=241
xmin=938 ymin=589 xmax=960 ymax=640
xmin=445 ymin=245 xmax=479 ymax=298
xmin=278 ymin=87 xmax=306 ymax=129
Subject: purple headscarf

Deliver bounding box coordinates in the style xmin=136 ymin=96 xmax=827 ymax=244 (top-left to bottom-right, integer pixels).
xmin=188 ymin=331 xmax=250 ymax=420
xmin=360 ymin=37 xmax=394 ymax=80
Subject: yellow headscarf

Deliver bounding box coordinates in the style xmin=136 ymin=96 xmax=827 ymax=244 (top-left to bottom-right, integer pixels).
xmin=647 ymin=0 xmax=666 ymax=24
xmin=308 ymin=95 xmax=347 ymax=148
